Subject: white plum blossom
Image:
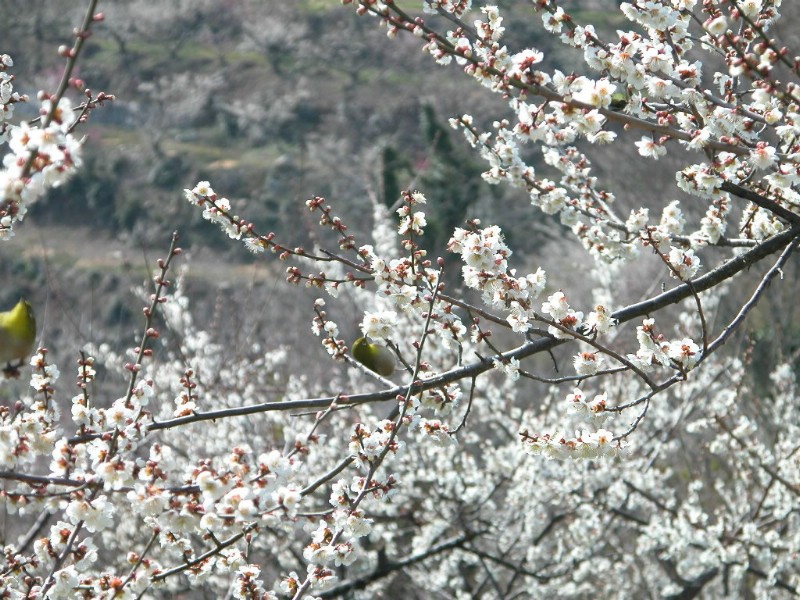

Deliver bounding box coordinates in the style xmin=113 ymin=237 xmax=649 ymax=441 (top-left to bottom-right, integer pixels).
xmin=448 ymin=225 xmax=510 ymax=275
xmin=660 ymin=200 xmax=685 ymax=235
xmin=635 ymin=136 xmax=668 ymax=159
xmin=749 ymin=143 xmax=777 ymax=170
xmin=739 ymin=0 xmax=763 ymax=18
xmin=668 ymin=246 xmax=701 ymax=279
xmin=570 ymin=76 xmax=616 ymax=108
xmin=360 ymin=310 xmax=397 ymax=340
xmin=706 ymin=15 xmax=728 ymax=35
xmin=521 ymin=427 xmax=626 ymax=460
xmin=573 ymin=351 xmax=603 ymax=376
xmin=397 ymin=206 xmax=427 ymax=236
xmin=585 ymin=305 xmax=615 ymax=334
xmin=667 ymin=338 xmax=701 ymax=370
xmin=64 ymin=496 xmax=115 ymax=533
xmin=542 ymin=6 xmax=567 ymax=33
xmin=492 ymin=356 xmax=520 ymax=381
xmin=541 ymin=291 xmax=570 ymax=321
xmin=568 ymin=388 xmax=610 ymax=422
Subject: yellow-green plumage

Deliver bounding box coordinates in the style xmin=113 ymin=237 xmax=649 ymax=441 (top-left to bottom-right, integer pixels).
xmin=0 ymin=299 xmax=36 ymax=366
xmin=609 ymin=91 xmax=629 ymax=112
xmin=352 ymin=337 xmax=395 ymax=377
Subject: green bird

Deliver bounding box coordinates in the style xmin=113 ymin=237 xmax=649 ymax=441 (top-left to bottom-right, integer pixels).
xmin=609 ymin=91 xmax=629 ymax=112
xmin=352 ymin=337 xmax=396 ymax=377
xmin=0 ymin=299 xmax=36 ymax=376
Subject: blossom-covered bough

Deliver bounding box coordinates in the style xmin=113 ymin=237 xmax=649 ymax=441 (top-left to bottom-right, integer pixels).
xmin=2 ymin=0 xmax=800 ymax=598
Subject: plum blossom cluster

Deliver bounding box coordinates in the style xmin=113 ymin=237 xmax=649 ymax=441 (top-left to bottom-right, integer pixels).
xmin=1 ymin=42 xmax=116 ymax=241
xmin=520 ymin=427 xmax=626 ymax=460
xmin=540 ymin=290 xmax=584 ymax=339
xmin=311 ymin=297 xmax=348 ymax=362
xmin=289 ymin=446 xmax=399 ymax=595
xmin=0 ymin=273 xmax=340 ymax=598
xmin=303 ymin=520 xmax=357 ymax=571
xmin=360 ymin=310 xmax=398 ymax=342
xmin=491 ymin=355 xmax=520 ymax=381
xmin=285 ymin=472 xmax=393 ymax=596
xmin=667 ymin=246 xmax=701 ymax=279
xmin=363 ymin=191 xmax=437 ymax=295
xmin=567 ymin=388 xmax=610 ymax=422
xmin=1 ymin=353 xmax=157 ymax=596
xmin=349 ymin=420 xmax=404 ymax=471
xmin=448 ymin=223 xmax=546 ymax=333
xmin=0 ymin=351 xmax=60 ymax=471
xmin=1 ymin=78 xmax=83 ymax=240
xmin=356 ymin=0 xmax=800 ymax=282
xmin=628 ymin=318 xmax=701 ymax=372
xmin=0 ymin=11 xmax=113 ymax=235
xmin=396 ymin=191 xmax=427 ymax=239
xmin=326 ymin=190 xmax=473 ymax=367
xmin=184 ymin=181 xmax=247 ymax=241
xmin=359 ymin=209 xmax=469 ymax=352
xmin=0 ymin=54 xmax=23 ymax=140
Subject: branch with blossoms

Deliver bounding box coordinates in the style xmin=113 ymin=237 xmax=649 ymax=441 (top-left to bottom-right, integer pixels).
xmin=286 ymin=283 xmax=443 ymax=600
xmin=316 ymin=531 xmax=479 ymax=597
xmin=0 ymin=2 xmax=114 ymax=240
xmin=359 ymin=0 xmax=758 ymax=154
xmin=175 ymin=0 xmax=800 ymax=476
xmin=33 ymin=235 xmax=181 ymax=598
xmin=350 ymin=0 xmax=800 ymax=255
xmin=182 ymin=162 xmax=800 ymax=466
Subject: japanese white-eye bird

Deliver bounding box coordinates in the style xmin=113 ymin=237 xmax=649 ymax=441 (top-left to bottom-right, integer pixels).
xmin=0 ymin=299 xmax=36 ymax=372
xmin=609 ymin=91 xmax=629 ymax=112
xmin=352 ymin=337 xmax=395 ymax=377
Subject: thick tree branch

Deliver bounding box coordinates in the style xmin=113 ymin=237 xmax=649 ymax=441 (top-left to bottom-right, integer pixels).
xmin=721 ymin=181 xmax=800 ymax=226
xmin=317 ymin=532 xmax=479 ymax=598
xmin=63 ymin=225 xmax=800 ymax=445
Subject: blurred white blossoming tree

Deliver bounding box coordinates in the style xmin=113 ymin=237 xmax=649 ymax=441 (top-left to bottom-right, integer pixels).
xmin=2 ymin=0 xmax=800 ymax=598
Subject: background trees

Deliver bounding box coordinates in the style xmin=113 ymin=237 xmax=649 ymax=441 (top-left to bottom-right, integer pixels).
xmin=1 ymin=0 xmax=800 ymax=598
